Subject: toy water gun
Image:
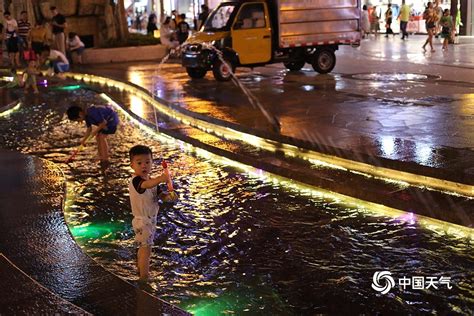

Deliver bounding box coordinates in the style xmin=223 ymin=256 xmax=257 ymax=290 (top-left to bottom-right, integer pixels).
xmin=161 ymin=160 xmax=179 ymax=203
xmin=65 ymin=144 xmax=84 ymax=163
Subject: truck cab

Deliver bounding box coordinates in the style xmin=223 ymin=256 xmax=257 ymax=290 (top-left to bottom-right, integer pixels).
xmin=182 ymin=0 xmax=360 ymax=81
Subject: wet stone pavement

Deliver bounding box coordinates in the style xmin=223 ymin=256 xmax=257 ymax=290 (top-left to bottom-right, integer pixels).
xmin=77 ymin=35 xmax=474 ymax=185
xmin=0 ymin=81 xmax=472 ymax=314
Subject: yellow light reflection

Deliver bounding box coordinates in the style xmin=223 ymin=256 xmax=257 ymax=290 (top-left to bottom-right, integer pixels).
xmin=0 ymin=102 xmax=21 ymax=117
xmin=93 ymin=86 xmax=474 ymax=241
xmin=66 ymin=72 xmax=474 ymax=198
xmin=129 ymin=94 xmax=146 ymax=118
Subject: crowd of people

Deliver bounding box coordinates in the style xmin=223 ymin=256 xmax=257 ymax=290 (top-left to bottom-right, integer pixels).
xmin=129 ymin=5 xmax=210 ymax=49
xmin=360 ymin=0 xmax=456 ymax=52
xmin=1 ymin=6 xmax=86 ymax=93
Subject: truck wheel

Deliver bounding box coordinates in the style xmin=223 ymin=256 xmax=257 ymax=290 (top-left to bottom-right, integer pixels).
xmin=284 ymin=61 xmax=305 ymax=71
xmin=212 ymin=58 xmax=235 ymax=82
xmin=186 ymin=67 xmax=207 ymax=79
xmin=312 ymin=49 xmax=336 ymax=74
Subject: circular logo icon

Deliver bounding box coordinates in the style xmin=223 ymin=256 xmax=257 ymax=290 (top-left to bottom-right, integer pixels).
xmin=372 ymin=271 xmax=395 ymax=294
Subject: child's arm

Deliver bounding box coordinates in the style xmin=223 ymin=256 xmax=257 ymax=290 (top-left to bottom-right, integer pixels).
xmin=88 ymin=120 xmax=107 ymax=138
xmin=140 ymin=170 xmax=170 ymax=189
xmin=80 ymin=127 xmax=92 ymax=145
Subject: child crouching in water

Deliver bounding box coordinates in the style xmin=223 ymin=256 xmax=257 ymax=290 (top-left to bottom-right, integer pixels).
xmin=128 ymin=145 xmax=171 ymax=283
xmin=66 ymin=104 xmax=119 ymax=168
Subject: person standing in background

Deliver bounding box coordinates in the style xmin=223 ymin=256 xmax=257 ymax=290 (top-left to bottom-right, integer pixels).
xmin=197 ymin=5 xmax=210 ymax=30
xmin=370 ymin=6 xmax=380 ymax=36
xmin=384 ymin=4 xmax=394 ymax=37
xmin=398 ymin=0 xmax=411 ymax=40
xmin=360 ymin=5 xmax=370 ymax=39
xmin=146 ymin=14 xmax=158 ymax=36
xmin=4 ymin=11 xmax=20 ymax=67
xmin=30 ymin=20 xmax=48 ymax=57
xmin=50 ymin=6 xmax=67 ymax=55
xmin=176 ymin=14 xmax=190 ymax=44
xmin=18 ymin=10 xmax=31 ymax=64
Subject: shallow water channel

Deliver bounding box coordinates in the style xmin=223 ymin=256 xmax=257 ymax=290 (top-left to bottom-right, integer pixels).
xmin=0 ymin=86 xmax=472 ymax=315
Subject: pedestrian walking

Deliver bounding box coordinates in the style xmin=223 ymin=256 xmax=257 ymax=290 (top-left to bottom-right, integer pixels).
xmin=440 ymin=9 xmax=453 ymax=51
xmin=434 ymin=0 xmax=443 ymax=38
xmin=422 ymin=2 xmax=438 ymax=52
xmin=50 ymin=6 xmax=67 ymax=55
xmin=384 ymin=4 xmax=394 ymax=37
xmin=361 ymin=5 xmax=370 ymax=39
xmin=4 ymin=11 xmax=20 ymax=67
xmin=398 ymin=0 xmax=411 ymax=40
xmin=370 ymin=6 xmax=380 ymax=36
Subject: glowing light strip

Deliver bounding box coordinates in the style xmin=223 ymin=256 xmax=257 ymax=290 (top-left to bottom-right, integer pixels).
xmin=0 ymin=102 xmax=21 ymax=117
xmin=66 ymin=72 xmax=474 ymax=197
xmin=96 ymin=89 xmax=473 ymax=240
xmin=1 ymin=76 xmax=14 ymax=82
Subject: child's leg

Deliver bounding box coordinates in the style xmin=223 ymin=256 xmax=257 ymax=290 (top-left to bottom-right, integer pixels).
xmin=14 ymin=52 xmax=20 ymax=67
xmin=96 ymin=134 xmax=109 ymax=161
xmin=137 ymin=246 xmax=151 ymax=281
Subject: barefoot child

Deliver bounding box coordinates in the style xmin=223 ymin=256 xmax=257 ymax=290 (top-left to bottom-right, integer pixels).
xmin=66 ymin=104 xmax=119 ymax=167
xmin=23 ymin=60 xmax=41 ymax=94
xmin=128 ymin=145 xmax=170 ymax=283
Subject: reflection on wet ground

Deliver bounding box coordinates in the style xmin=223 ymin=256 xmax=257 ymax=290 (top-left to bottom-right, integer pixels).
xmin=80 ymin=61 xmax=474 ymax=176
xmin=0 ymin=87 xmax=473 ymax=314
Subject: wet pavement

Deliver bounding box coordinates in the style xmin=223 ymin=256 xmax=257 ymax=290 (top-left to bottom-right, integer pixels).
xmin=76 ymin=35 xmax=474 ymax=186
xmin=0 ymin=35 xmax=473 ymax=314
xmin=0 ymin=149 xmax=189 ymax=315
xmin=0 ymin=254 xmax=90 ymax=315
xmin=0 ymin=82 xmax=472 ymax=315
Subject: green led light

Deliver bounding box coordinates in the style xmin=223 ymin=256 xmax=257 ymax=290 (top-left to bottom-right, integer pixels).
xmin=70 ymin=221 xmax=125 ymax=240
xmin=52 ymin=84 xmax=83 ymax=91
xmin=182 ymin=295 xmax=249 ymax=315
xmin=181 ymin=285 xmax=287 ymax=315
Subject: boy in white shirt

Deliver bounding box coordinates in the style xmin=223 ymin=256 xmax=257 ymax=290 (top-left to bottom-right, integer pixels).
xmin=128 ymin=145 xmax=170 ymax=283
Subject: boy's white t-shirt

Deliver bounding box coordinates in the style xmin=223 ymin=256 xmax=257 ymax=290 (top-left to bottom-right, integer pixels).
xmin=128 ymin=176 xmax=160 ymax=218
xmin=6 ymin=19 xmax=18 ymax=37
xmin=49 ymin=49 xmax=69 ymax=64
xmin=68 ymin=35 xmax=84 ymax=49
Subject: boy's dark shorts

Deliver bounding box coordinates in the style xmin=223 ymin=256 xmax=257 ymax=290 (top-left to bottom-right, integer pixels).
xmin=7 ymin=37 xmax=19 ymax=53
xmin=100 ymin=124 xmax=117 ymax=135
xmin=99 ymin=111 xmax=119 ymax=135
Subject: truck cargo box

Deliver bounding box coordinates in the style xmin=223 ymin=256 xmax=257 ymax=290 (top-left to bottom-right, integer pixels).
xmin=278 ymin=0 xmax=361 ymax=48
